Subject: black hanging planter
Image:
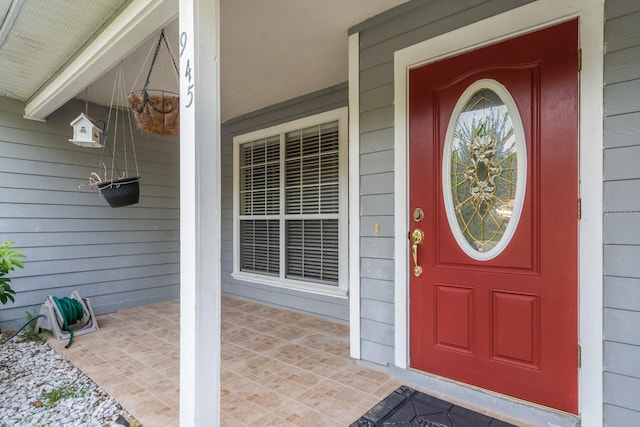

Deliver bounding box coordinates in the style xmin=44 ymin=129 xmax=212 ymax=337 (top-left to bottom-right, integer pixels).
xmin=97 ymin=176 xmax=140 ymax=208
xmin=87 ymin=63 xmax=141 ymax=209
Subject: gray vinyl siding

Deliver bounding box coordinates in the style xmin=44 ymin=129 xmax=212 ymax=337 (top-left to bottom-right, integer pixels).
xmin=603 ymin=1 xmax=640 ymax=425
xmin=352 ymin=0 xmax=534 ymax=367
xmin=0 ymin=97 xmax=179 ymax=330
xmin=220 ymin=83 xmax=349 ymax=322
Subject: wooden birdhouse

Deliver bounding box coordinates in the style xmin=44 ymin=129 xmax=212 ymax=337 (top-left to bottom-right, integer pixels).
xmin=69 ymin=113 xmax=103 ymax=147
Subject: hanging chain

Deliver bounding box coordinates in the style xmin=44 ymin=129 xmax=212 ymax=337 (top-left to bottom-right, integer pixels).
xmin=161 ymin=29 xmax=180 ymax=77
xmin=143 ymin=29 xmax=180 ymax=93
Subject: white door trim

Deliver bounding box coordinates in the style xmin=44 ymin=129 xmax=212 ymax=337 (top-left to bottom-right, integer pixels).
xmin=393 ymin=0 xmax=603 ymax=423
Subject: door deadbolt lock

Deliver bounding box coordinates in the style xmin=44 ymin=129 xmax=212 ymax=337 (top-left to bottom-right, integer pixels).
xmin=413 ymin=208 xmax=424 ymax=222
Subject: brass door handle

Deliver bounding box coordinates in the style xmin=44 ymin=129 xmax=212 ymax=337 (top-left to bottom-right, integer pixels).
xmin=411 ymin=229 xmax=424 ymax=277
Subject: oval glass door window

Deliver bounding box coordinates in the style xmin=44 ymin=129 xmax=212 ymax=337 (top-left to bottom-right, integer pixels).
xmin=442 ymin=79 xmax=527 ymax=261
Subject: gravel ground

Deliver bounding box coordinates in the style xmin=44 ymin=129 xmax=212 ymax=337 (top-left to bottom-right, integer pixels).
xmin=0 ymin=331 xmax=139 ymax=427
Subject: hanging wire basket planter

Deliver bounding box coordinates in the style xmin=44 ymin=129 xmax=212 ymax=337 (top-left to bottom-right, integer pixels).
xmin=128 ymin=89 xmax=179 ymax=136
xmin=128 ymin=29 xmax=180 ymax=136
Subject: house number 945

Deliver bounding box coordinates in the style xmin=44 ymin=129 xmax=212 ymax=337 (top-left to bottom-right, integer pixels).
xmin=179 ymin=31 xmax=194 ymax=109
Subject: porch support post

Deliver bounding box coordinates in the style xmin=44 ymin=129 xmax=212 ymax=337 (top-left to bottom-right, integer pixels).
xmin=179 ymin=0 xmax=221 ymax=426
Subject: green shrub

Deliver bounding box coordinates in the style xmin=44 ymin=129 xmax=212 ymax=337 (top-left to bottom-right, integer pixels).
xmin=0 ymin=241 xmax=25 ymax=304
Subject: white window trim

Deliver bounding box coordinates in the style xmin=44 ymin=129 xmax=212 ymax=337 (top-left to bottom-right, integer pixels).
xmin=232 ymin=107 xmax=349 ymax=298
xmin=393 ymin=0 xmax=603 ymax=424
xmin=348 ymin=32 xmax=361 ymax=359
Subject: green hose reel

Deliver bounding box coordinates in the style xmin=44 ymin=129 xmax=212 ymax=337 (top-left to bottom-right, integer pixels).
xmin=34 ymin=291 xmax=99 ymax=348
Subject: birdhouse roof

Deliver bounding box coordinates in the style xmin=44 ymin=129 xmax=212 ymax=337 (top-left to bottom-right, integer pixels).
xmin=70 ymin=112 xmax=98 ymax=128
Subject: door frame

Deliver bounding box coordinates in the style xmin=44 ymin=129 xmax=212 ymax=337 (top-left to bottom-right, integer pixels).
xmin=393 ymin=0 xmax=603 ymax=423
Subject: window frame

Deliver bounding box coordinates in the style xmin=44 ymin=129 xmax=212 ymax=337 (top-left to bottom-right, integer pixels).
xmin=232 ymin=107 xmax=349 ymax=297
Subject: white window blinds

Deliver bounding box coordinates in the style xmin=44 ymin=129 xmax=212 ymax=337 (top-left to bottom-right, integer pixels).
xmin=239 ymin=136 xmax=280 ymax=216
xmin=238 ymin=120 xmax=341 ymax=286
xmin=285 ymin=122 xmax=339 ymax=215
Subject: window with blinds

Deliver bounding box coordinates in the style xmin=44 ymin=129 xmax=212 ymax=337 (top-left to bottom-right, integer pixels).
xmin=239 ymin=136 xmax=280 ymax=276
xmin=235 ymin=110 xmax=345 ymax=291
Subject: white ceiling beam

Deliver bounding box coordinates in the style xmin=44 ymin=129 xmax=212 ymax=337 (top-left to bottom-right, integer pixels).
xmin=0 ymin=0 xmax=24 ymax=48
xmin=23 ymin=0 xmax=178 ymax=121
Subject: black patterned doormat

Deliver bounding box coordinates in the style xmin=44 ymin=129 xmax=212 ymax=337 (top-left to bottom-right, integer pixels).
xmin=351 ymin=386 xmax=517 ymax=427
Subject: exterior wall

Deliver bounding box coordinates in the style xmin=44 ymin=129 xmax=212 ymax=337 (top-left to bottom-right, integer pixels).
xmin=0 ymin=97 xmax=179 ymax=330
xmin=351 ymin=0 xmax=534 ymax=366
xmin=603 ymin=1 xmax=640 ymax=425
xmin=220 ymin=83 xmax=349 ymax=322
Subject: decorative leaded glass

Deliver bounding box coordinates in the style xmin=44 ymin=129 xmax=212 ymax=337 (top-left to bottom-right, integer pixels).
xmin=444 ymin=80 xmax=525 ymax=259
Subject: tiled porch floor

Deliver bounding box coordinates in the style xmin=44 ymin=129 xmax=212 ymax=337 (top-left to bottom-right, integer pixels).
xmin=48 ymin=297 xmax=402 ymax=426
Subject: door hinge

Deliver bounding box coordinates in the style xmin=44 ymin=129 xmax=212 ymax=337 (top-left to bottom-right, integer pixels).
xmin=577 ymin=198 xmax=582 ymax=220
xmin=577 ymin=48 xmax=582 ymax=72
xmin=578 ymin=344 xmax=582 ymax=368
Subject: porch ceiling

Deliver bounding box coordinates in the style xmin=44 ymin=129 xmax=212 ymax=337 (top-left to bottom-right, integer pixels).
xmin=0 ymin=0 xmax=131 ymax=102
xmin=0 ymin=0 xmax=407 ymax=123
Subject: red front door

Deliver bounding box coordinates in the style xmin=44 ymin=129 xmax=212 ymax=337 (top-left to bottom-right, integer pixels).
xmin=408 ymin=20 xmax=579 ymax=413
